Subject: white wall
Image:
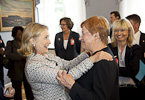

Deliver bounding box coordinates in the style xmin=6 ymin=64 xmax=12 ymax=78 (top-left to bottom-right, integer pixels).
xmin=86 ymin=0 xmax=119 ymax=24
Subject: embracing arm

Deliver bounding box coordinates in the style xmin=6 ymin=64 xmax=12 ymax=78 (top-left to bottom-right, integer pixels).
xmin=25 ymin=58 xmax=93 ymax=85
xmin=61 ymin=51 xmax=113 ymax=80
xmin=59 ymin=52 xmax=89 ymax=69
xmin=25 ymin=61 xmax=63 ymax=84
xmin=26 ymin=51 xmax=112 ymax=85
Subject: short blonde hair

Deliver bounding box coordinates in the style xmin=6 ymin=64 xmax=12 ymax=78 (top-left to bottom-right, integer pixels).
xmin=18 ymin=23 xmax=48 ymax=57
xmin=111 ymin=19 xmax=134 ymax=47
xmin=81 ymin=16 xmax=110 ymax=45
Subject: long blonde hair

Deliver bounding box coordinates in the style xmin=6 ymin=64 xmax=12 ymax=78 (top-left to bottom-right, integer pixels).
xmin=111 ymin=19 xmax=134 ymax=47
xmin=18 ymin=23 xmax=48 ymax=57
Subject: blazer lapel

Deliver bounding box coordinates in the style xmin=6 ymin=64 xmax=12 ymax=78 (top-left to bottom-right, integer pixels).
xmin=113 ymin=47 xmax=118 ymax=59
xmin=125 ymin=46 xmax=131 ymax=66
xmin=60 ymin=33 xmax=66 ymax=51
xmin=140 ymin=32 xmax=145 ymax=45
xmin=66 ymin=31 xmax=72 ymax=50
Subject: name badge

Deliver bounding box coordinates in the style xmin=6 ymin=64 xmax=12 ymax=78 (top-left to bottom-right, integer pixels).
xmin=70 ymin=38 xmax=74 ymax=45
xmin=114 ymin=56 xmax=118 ymax=64
xmin=115 ymin=58 xmax=118 ymax=64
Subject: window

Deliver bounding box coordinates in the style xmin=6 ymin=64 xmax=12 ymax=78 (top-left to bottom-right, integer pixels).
xmin=119 ymin=0 xmax=145 ymax=33
xmin=36 ymin=0 xmax=86 ymax=48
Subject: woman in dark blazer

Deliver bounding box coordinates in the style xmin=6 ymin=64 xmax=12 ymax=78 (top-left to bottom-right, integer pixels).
xmin=54 ymin=17 xmax=81 ymax=60
xmin=108 ymin=19 xmax=141 ymax=100
xmin=5 ymin=26 xmax=33 ymax=100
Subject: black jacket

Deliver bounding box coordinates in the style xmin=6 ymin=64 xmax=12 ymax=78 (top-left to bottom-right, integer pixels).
xmin=5 ymin=40 xmax=25 ymax=81
xmin=140 ymin=32 xmax=145 ymax=64
xmin=54 ymin=31 xmax=81 ymax=60
xmin=70 ymin=47 xmax=119 ymax=100
xmin=108 ymin=44 xmax=141 ymax=78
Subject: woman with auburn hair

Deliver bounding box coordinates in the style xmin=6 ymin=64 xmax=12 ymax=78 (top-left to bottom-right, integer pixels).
xmin=57 ymin=16 xmax=119 ymax=100
xmin=108 ymin=19 xmax=141 ymax=100
xmin=18 ymin=22 xmax=113 ymax=100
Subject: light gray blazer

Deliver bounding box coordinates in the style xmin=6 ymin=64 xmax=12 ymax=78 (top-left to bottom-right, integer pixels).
xmin=25 ymin=52 xmax=93 ymax=100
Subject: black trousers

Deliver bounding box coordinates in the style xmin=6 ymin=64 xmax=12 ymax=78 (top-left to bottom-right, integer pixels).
xmin=119 ymin=86 xmax=143 ymax=100
xmin=11 ymin=75 xmax=34 ymax=100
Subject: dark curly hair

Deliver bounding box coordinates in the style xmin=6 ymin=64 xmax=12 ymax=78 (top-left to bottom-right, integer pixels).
xmin=12 ymin=26 xmax=24 ymax=38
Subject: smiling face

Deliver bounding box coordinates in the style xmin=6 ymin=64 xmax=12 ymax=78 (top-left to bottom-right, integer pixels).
xmin=33 ymin=29 xmax=51 ymax=55
xmin=60 ymin=20 xmax=70 ymax=32
xmin=114 ymin=28 xmax=129 ymax=43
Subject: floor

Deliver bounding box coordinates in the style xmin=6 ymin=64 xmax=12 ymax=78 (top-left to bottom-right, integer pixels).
xmin=22 ymin=83 xmax=26 ymax=100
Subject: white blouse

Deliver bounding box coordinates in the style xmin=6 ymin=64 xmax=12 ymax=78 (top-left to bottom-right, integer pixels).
xmin=63 ymin=40 xmax=68 ymax=49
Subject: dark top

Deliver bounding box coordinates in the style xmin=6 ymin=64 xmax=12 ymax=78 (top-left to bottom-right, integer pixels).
xmin=109 ymin=28 xmax=112 ymax=38
xmin=70 ymin=46 xmax=119 ymax=100
xmin=0 ymin=35 xmax=5 ymax=86
xmin=54 ymin=31 xmax=81 ymax=60
xmin=139 ymin=32 xmax=145 ymax=86
xmin=0 ymin=81 xmax=3 ymax=100
xmin=140 ymin=32 xmax=145 ymax=64
xmin=5 ymin=40 xmax=25 ymax=81
xmin=108 ymin=44 xmax=141 ymax=79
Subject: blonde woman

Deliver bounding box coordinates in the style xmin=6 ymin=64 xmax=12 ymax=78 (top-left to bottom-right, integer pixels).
xmin=18 ymin=22 xmax=112 ymax=100
xmin=108 ymin=19 xmax=141 ymax=100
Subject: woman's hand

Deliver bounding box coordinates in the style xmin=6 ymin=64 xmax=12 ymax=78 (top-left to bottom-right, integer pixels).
xmin=57 ymin=70 xmax=75 ymax=90
xmin=0 ymin=48 xmax=4 ymax=55
xmin=90 ymin=51 xmax=113 ymax=63
xmin=3 ymin=87 xmax=15 ymax=98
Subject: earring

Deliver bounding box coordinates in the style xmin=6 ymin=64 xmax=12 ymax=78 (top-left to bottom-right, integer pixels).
xmin=33 ymin=44 xmax=35 ymax=47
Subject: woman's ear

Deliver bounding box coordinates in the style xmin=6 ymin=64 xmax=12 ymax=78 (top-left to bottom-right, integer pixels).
xmin=29 ymin=38 xmax=35 ymax=45
xmin=93 ymin=32 xmax=100 ymax=39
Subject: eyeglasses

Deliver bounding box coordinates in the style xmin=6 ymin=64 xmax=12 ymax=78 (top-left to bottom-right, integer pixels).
xmin=60 ymin=24 xmax=66 ymax=26
xmin=114 ymin=29 xmax=128 ymax=33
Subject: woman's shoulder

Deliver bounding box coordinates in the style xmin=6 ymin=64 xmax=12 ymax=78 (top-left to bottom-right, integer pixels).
xmin=108 ymin=43 xmax=112 ymax=47
xmin=129 ymin=44 xmax=141 ymax=49
xmin=108 ymin=43 xmax=115 ymax=49
xmin=27 ymin=53 xmax=45 ymax=62
xmin=71 ymin=31 xmax=79 ymax=35
xmin=56 ymin=32 xmax=63 ymax=35
xmin=131 ymin=44 xmax=141 ymax=51
xmin=71 ymin=31 xmax=80 ymax=39
xmin=126 ymin=44 xmax=141 ymax=55
xmin=26 ymin=54 xmax=45 ymax=69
